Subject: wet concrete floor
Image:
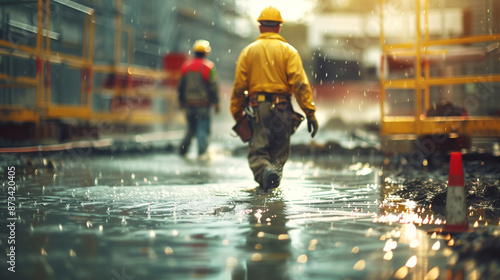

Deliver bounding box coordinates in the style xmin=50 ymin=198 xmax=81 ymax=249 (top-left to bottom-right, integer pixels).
xmin=1 ymin=106 xmax=500 ymax=280
xmin=3 ymin=143 xmax=494 ymax=280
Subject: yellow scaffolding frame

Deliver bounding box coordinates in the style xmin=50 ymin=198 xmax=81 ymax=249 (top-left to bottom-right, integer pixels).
xmin=379 ymin=0 xmax=500 ymax=138
xmin=0 ymin=0 xmax=176 ymax=126
xmin=0 ymin=0 xmax=95 ymax=122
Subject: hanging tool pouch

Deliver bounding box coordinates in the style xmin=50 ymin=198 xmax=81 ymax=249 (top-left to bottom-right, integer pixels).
xmin=232 ymin=93 xmax=304 ymax=142
xmin=232 ymin=97 xmax=253 ymax=143
xmin=232 ymin=94 xmax=263 ymax=143
xmin=271 ymin=95 xmax=304 ymax=135
xmin=232 ymin=116 xmax=251 ymax=143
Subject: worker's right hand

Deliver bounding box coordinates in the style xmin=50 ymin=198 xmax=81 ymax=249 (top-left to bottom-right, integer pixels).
xmin=307 ymin=114 xmax=318 ymax=138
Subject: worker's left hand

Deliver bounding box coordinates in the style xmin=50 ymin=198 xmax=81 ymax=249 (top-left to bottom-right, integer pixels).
xmin=307 ymin=114 xmax=318 ymax=138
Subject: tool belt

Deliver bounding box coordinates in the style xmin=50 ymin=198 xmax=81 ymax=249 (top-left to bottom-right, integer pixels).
xmin=248 ymin=92 xmax=289 ymax=106
xmin=250 ymin=92 xmax=304 ymax=134
xmin=232 ymin=92 xmax=305 ymax=143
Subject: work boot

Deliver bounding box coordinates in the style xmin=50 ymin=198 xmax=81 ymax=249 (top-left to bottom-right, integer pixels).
xmin=198 ymin=152 xmax=210 ymax=161
xmin=179 ymin=145 xmax=188 ymax=157
xmin=262 ymin=166 xmax=280 ymax=191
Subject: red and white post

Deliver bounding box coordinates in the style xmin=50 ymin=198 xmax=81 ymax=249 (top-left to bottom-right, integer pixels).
xmin=442 ymin=152 xmax=470 ymax=232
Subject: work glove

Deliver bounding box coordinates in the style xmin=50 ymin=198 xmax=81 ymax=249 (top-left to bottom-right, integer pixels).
xmin=307 ymin=114 xmax=318 ymax=138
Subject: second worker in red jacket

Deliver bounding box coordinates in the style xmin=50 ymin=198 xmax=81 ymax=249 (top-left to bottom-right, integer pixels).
xmin=230 ymin=6 xmax=318 ymax=191
xmin=178 ymin=40 xmax=220 ymax=158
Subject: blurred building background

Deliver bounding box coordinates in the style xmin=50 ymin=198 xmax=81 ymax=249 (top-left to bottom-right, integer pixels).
xmin=0 ymin=0 xmax=499 ymax=147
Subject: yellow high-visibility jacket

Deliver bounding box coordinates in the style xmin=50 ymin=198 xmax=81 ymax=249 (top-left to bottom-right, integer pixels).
xmin=230 ymin=32 xmax=316 ymax=121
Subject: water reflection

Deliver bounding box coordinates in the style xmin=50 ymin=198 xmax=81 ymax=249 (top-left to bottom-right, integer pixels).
xmin=2 ymin=151 xmax=494 ymax=280
xmin=234 ymin=194 xmax=291 ymax=280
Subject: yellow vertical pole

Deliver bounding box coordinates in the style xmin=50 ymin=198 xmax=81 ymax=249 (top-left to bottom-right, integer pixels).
xmin=37 ymin=0 xmax=44 ymax=107
xmin=45 ymin=0 xmax=50 ymax=53
xmin=424 ymin=0 xmax=429 ymax=43
xmin=114 ymin=0 xmax=122 ymax=66
xmin=415 ymin=0 xmax=423 ymax=135
xmin=36 ymin=0 xmax=43 ymax=52
xmin=45 ymin=0 xmax=51 ymax=105
xmin=423 ymin=0 xmax=430 ymax=113
xmin=379 ymin=0 xmax=386 ymax=135
xmin=89 ymin=13 xmax=95 ymax=66
xmin=83 ymin=13 xmax=88 ymax=59
xmin=114 ymin=0 xmax=123 ymax=98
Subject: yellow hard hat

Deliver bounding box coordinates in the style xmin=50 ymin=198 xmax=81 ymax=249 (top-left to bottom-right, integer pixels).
xmin=257 ymin=6 xmax=283 ymax=25
xmin=192 ymin=40 xmax=211 ymax=54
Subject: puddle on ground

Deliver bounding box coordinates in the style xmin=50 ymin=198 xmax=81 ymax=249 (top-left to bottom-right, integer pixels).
xmin=1 ymin=150 xmax=498 ymax=280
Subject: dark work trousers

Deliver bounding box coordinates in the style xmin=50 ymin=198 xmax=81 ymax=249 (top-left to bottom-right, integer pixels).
xmin=180 ymin=106 xmax=210 ymax=156
xmin=248 ymin=100 xmax=293 ymax=187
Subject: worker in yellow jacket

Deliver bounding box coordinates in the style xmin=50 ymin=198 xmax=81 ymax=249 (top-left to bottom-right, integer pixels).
xmin=230 ymin=6 xmax=318 ymax=191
